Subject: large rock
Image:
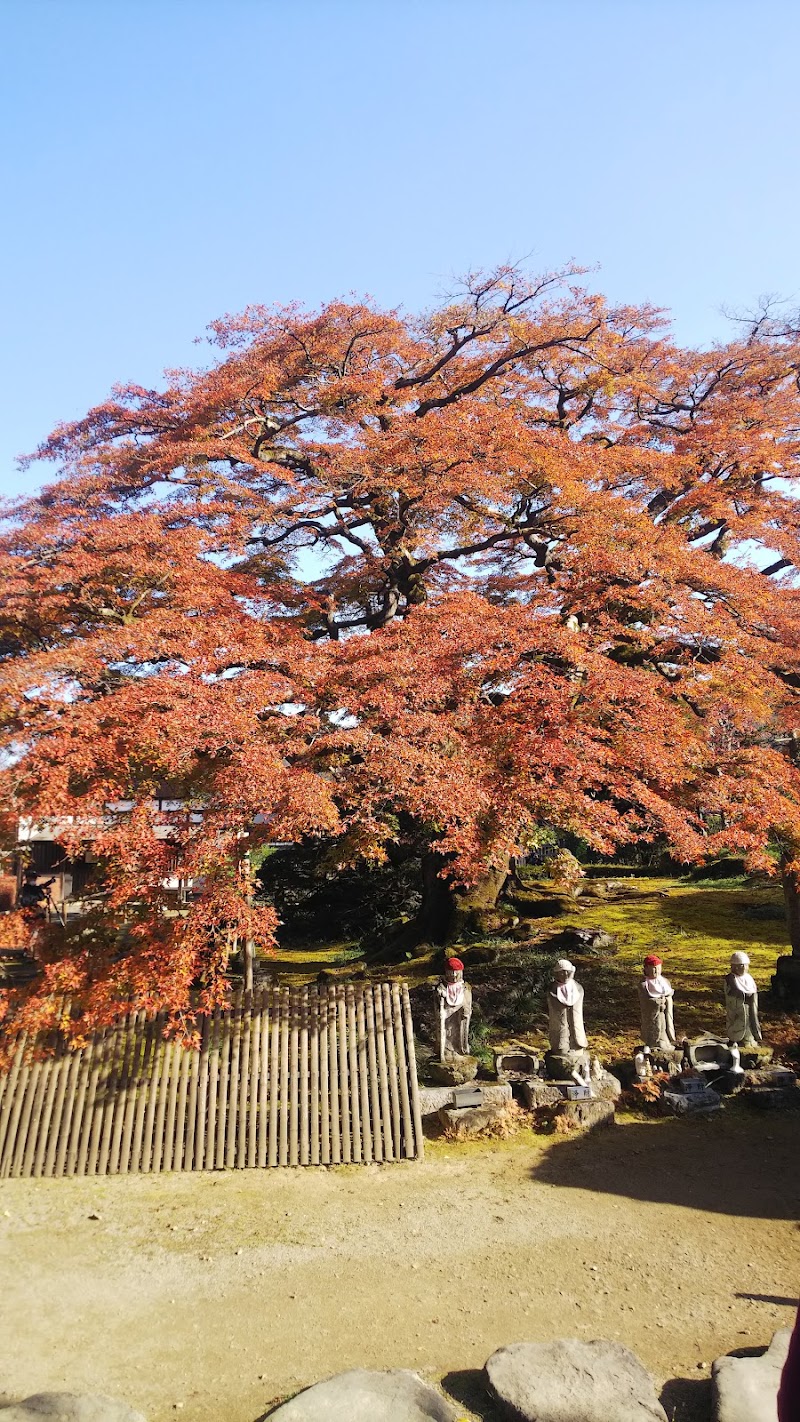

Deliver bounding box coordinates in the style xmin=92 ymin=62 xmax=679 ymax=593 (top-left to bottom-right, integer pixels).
xmin=266 ymin=1369 xmax=459 ymax=1420
xmin=427 ymin=1055 xmax=478 ymax=1086
xmin=485 ymin=1339 xmax=667 ymax=1422
xmin=712 ymin=1329 xmax=791 ymax=1422
xmin=0 ymin=1396 xmax=146 ymax=1421
xmin=520 ymin=1079 xmax=564 ymax=1109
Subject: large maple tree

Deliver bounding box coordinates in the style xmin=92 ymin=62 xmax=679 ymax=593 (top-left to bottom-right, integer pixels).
xmin=2 ymin=264 xmax=800 ymax=1032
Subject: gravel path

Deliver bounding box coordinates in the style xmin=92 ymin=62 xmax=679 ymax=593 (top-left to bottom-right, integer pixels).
xmin=0 ymin=1112 xmax=797 ymax=1422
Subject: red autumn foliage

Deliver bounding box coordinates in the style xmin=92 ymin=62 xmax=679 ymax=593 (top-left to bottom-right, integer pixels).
xmin=2 ymin=264 xmax=800 ymax=1032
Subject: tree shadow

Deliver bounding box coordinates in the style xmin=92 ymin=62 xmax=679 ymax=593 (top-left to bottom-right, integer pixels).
xmin=529 ymin=1114 xmax=800 ymax=1218
xmin=736 ymin=1292 xmax=799 ymax=1307
xmin=660 ymin=1376 xmax=712 ymax=1422
xmin=440 ymin=1369 xmax=504 ymax=1421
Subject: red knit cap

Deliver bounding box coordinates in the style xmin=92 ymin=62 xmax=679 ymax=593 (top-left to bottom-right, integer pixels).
xmin=644 ymin=954 xmax=662 ymax=968
xmin=446 ymin=957 xmax=464 ymax=971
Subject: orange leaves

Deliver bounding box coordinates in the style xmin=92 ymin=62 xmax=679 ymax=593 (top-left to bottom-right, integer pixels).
xmin=2 ymin=263 xmax=800 ymax=1018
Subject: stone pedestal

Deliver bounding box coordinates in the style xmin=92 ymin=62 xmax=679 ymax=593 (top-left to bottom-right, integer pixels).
xmin=437 ymin=1103 xmax=507 ymax=1138
xmin=520 ymin=1079 xmax=564 ymax=1109
xmin=545 ymin=1048 xmax=590 ymax=1080
xmin=771 ymin=953 xmax=800 ymax=1005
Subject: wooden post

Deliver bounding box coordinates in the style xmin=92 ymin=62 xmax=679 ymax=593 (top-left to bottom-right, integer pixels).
xmin=309 ymin=986 xmax=320 ymax=1166
xmin=257 ymin=986 xmax=270 ymax=1169
xmin=237 ymin=995 xmax=252 ymax=1170
xmin=346 ymin=985 xmax=361 ymax=1163
xmin=319 ymin=986 xmax=330 ymax=1166
xmin=402 ymin=984 xmax=425 ymax=1160
xmin=278 ymin=986 xmax=290 ymax=1166
xmin=328 ymin=986 xmax=340 ymax=1165
xmin=226 ymin=991 xmax=243 ymax=1169
xmin=205 ymin=1007 xmax=220 ymax=1171
xmin=289 ymin=988 xmax=299 ymax=1167
xmin=141 ymin=1015 xmax=166 ymax=1174
xmin=268 ymin=987 xmax=280 ymax=1168
xmin=247 ymin=994 xmax=262 ymax=1169
xmin=382 ymin=983 xmax=402 ymax=1160
xmin=372 ymin=985 xmax=394 ymax=1161
xmin=391 ymin=983 xmax=414 ymax=1161
xmin=299 ymin=987 xmax=309 ymax=1167
xmin=356 ymin=988 xmax=373 ymax=1164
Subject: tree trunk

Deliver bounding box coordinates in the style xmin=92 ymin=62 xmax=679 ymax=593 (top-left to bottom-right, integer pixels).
xmin=415 ymin=851 xmax=510 ymax=945
xmin=781 ymin=861 xmax=800 ymax=957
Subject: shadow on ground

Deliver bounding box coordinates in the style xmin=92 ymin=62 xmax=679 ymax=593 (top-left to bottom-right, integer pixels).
xmin=660 ymin=1375 xmax=712 ymax=1422
xmin=529 ymin=1111 xmax=800 ymax=1219
xmin=441 ymin=1369 xmax=504 ymax=1421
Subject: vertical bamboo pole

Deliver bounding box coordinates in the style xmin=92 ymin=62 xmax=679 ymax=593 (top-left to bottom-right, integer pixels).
xmin=364 ymin=985 xmax=383 ymax=1163
xmin=129 ymin=1014 xmax=158 ymax=1174
xmin=151 ymin=1039 xmax=175 ymax=1175
xmin=76 ymin=1031 xmax=106 ymax=1176
xmin=205 ymin=1008 xmax=220 ymax=1170
xmin=308 ymin=986 xmax=320 ymax=1166
xmin=14 ymin=1059 xmax=44 ymax=1177
xmin=356 ymin=988 xmax=373 ymax=1164
xmin=64 ymin=1049 xmax=89 ymax=1177
xmin=401 ymin=984 xmax=424 ymax=1160
xmin=328 ymin=986 xmax=340 ymax=1165
xmin=257 ymin=986 xmax=270 ymax=1169
xmin=391 ymin=983 xmax=414 ymax=1160
xmin=171 ymin=1044 xmax=191 ymax=1172
xmin=119 ymin=1013 xmax=146 ymax=1174
xmin=97 ymin=1023 xmax=126 ymax=1175
xmin=110 ymin=1013 xmax=139 ymax=1174
xmin=185 ymin=1013 xmax=202 ymax=1173
xmin=299 ymin=987 xmax=309 ymax=1166
xmin=382 ymin=983 xmax=402 ymax=1160
xmin=32 ymin=1054 xmax=60 ymax=1177
xmin=1 ymin=1057 xmax=31 ymax=1177
xmin=23 ymin=1058 xmax=52 ymax=1177
xmin=346 ymin=985 xmax=361 ymax=1164
xmin=0 ymin=1037 xmax=27 ymax=1171
xmin=278 ymin=986 xmax=290 ymax=1166
xmin=86 ymin=1029 xmax=117 ymax=1176
xmin=226 ymin=991 xmax=243 ymax=1169
xmin=247 ymin=995 xmax=261 ymax=1169
xmin=318 ymin=985 xmax=330 ymax=1165
xmin=140 ymin=1015 xmax=166 ymax=1173
xmin=267 ymin=986 xmax=280 ymax=1167
xmin=52 ymin=1050 xmax=83 ymax=1178
xmin=237 ymin=995 xmax=252 ymax=1169
xmin=373 ymin=985 xmax=394 ymax=1161
xmin=215 ymin=1004 xmax=232 ymax=1170
xmin=289 ymin=988 xmax=299 ymax=1167
xmin=192 ymin=1010 xmax=211 ymax=1173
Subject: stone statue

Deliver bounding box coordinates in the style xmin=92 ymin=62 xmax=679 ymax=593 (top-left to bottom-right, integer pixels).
xmin=547 ymin=959 xmax=588 ymax=1054
xmin=436 ymin=957 xmax=472 ymax=1061
xmin=724 ymin=950 xmax=762 ymax=1046
xmin=638 ymin=954 xmax=676 ymax=1051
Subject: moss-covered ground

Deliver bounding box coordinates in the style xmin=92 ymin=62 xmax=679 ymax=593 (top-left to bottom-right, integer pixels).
xmin=255 ymin=875 xmax=800 ymax=1062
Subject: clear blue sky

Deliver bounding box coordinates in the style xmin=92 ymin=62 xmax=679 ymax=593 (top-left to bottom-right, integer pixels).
xmin=1 ymin=0 xmax=798 ymax=498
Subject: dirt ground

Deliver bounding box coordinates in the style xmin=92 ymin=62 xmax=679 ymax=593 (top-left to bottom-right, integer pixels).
xmin=1 ymin=1110 xmax=798 ymax=1422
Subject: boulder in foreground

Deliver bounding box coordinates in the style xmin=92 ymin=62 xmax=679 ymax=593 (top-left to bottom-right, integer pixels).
xmin=266 ymin=1368 xmax=459 ymax=1420
xmin=712 ymin=1328 xmax=791 ymax=1422
xmin=485 ymin=1338 xmax=668 ymax=1422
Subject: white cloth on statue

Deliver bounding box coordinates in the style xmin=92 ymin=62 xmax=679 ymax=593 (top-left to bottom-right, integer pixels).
xmin=642 ymin=976 xmax=672 ymax=999
xmin=555 ymin=981 xmax=578 ymax=1006
xmin=444 ymin=981 xmax=465 ymax=1008
xmin=730 ymin=973 xmax=757 ymax=995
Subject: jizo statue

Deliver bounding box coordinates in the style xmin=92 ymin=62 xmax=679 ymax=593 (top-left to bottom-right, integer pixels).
xmin=724 ymin=951 xmax=762 ymax=1046
xmin=638 ymin=954 xmax=676 ymax=1051
xmin=546 ymin=959 xmax=588 ymax=1054
xmin=436 ymin=957 xmax=472 ymax=1061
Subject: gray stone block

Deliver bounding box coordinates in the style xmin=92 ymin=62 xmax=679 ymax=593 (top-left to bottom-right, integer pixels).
xmin=555 ymin=1099 xmax=615 ymax=1130
xmin=266 ymin=1368 xmax=459 ymax=1420
xmin=485 ymin=1338 xmax=668 ymax=1422
xmin=438 ymin=1103 xmax=507 ymax=1138
xmin=520 ymin=1079 xmax=564 ymax=1109
xmin=0 ymin=1396 xmax=146 ymax=1422
xmin=662 ymin=1087 xmax=722 ymax=1115
xmin=417 ymin=1082 xmax=512 ymax=1118
xmin=712 ymin=1328 xmax=791 ymax=1422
